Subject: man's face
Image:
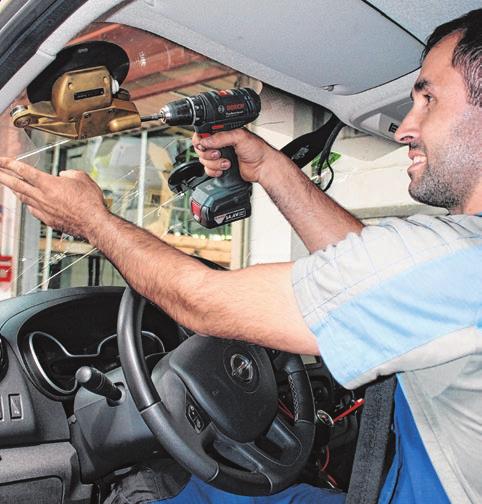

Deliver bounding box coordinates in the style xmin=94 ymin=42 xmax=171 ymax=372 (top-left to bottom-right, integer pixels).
xmin=395 ymin=33 xmax=482 ymax=213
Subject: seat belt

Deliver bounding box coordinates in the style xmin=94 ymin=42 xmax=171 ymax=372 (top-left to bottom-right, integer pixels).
xmin=346 ymin=375 xmax=397 ymax=504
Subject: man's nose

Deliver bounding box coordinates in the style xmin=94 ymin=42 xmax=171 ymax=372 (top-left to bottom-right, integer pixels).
xmin=394 ymin=107 xmax=419 ymax=145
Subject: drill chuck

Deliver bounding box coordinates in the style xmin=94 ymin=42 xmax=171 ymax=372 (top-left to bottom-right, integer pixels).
xmin=159 ymin=98 xmax=195 ymax=126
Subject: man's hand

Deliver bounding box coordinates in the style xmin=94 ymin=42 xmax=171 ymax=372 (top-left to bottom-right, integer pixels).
xmin=0 ymin=157 xmax=108 ymax=240
xmin=194 ymin=128 xmax=364 ymax=253
xmin=193 ymin=128 xmax=281 ymax=183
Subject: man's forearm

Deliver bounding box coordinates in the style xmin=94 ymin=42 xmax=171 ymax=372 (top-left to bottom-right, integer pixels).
xmin=0 ymin=156 xmax=320 ymax=354
xmin=259 ymin=152 xmax=364 ymax=252
xmin=85 ymin=211 xmax=318 ymax=355
xmin=86 ymin=212 xmax=211 ymax=330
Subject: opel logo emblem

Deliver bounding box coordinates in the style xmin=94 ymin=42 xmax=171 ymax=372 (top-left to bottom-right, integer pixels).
xmin=230 ymin=354 xmax=254 ymax=383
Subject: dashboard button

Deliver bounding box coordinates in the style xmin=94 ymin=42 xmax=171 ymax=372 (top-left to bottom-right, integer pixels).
xmin=187 ymin=404 xmax=197 ymax=421
xmin=194 ymin=416 xmax=204 ymax=432
xmin=9 ymin=394 xmax=22 ymax=419
xmin=186 ymin=402 xmax=205 ymax=433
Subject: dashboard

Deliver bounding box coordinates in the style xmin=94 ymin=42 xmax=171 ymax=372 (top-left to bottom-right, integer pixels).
xmin=2 ymin=287 xmax=185 ymax=402
xmin=0 ymin=286 xmax=360 ymax=503
xmin=0 ymin=286 xmax=186 ymax=503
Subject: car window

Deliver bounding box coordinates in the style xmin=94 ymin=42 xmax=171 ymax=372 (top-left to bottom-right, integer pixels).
xmin=0 ymin=22 xmax=249 ymax=298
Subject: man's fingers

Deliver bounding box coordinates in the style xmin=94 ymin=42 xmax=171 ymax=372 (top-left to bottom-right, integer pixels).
xmin=26 ymin=205 xmax=49 ymax=225
xmin=206 ymin=150 xmax=221 ymax=160
xmin=192 ymin=143 xmax=221 ymax=160
xmin=59 ymin=169 xmax=86 ymax=179
xmin=204 ymin=168 xmax=224 ymax=178
xmin=197 ymin=158 xmax=231 ymax=173
xmin=0 ymin=165 xmax=26 ymax=180
xmin=193 ymin=129 xmax=246 ymax=151
xmin=0 ymin=157 xmax=48 ymax=187
xmin=192 ymin=133 xmax=205 ymax=151
xmin=17 ymin=192 xmax=39 ymax=208
xmin=0 ymin=169 xmax=42 ymax=199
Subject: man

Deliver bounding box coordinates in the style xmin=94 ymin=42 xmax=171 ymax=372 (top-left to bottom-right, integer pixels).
xmin=0 ymin=8 xmax=481 ymax=504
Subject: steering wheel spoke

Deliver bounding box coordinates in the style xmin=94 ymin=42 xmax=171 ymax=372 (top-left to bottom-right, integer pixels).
xmin=225 ymin=412 xmax=306 ymax=469
xmin=269 ymin=413 xmax=306 ymax=458
xmin=117 ymin=287 xmax=315 ymax=496
xmin=151 ymin=362 xmax=215 ymax=449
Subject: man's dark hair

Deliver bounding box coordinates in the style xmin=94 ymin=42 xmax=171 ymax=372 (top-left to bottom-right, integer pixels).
xmin=422 ymin=9 xmax=481 ymax=107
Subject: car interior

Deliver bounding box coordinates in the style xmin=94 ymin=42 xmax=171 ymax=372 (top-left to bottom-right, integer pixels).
xmin=0 ymin=1 xmax=479 ymax=502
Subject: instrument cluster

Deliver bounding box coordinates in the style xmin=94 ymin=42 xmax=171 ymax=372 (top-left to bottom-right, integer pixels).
xmin=21 ymin=330 xmax=165 ymax=400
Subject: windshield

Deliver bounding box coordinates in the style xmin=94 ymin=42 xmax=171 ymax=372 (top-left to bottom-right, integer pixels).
xmin=0 ymin=22 xmax=250 ymax=298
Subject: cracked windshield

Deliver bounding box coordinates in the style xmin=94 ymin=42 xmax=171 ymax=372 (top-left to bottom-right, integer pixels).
xmin=0 ymin=23 xmax=262 ymax=299
xmin=0 ymin=22 xmax=345 ymax=301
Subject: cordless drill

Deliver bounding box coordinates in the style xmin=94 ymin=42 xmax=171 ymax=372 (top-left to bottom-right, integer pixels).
xmin=159 ymin=88 xmax=261 ymax=228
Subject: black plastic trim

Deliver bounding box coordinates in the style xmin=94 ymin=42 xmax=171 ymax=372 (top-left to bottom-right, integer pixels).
xmin=361 ymin=0 xmax=425 ymax=45
xmin=0 ymin=0 xmax=90 ymax=90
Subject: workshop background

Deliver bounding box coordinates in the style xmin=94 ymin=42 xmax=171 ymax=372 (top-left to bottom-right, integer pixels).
xmin=0 ymin=22 xmax=440 ymax=300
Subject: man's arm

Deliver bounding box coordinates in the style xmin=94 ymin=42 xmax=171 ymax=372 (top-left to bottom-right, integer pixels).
xmin=0 ymin=158 xmax=318 ymax=355
xmin=94 ymin=213 xmax=318 ymax=354
xmin=194 ymin=129 xmax=364 ymax=252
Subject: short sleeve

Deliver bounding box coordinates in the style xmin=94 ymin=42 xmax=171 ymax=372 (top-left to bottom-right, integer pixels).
xmin=292 ymin=214 xmax=482 ymax=389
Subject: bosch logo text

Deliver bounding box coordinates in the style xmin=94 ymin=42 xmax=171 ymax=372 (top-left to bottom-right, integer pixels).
xmin=226 ymin=103 xmax=245 ymax=111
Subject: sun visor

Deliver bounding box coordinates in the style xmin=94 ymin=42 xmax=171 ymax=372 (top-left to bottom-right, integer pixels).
xmin=141 ymin=0 xmax=424 ymax=95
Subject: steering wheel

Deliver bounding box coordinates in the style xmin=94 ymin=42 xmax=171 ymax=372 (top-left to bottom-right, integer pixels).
xmin=117 ymin=286 xmax=315 ymax=496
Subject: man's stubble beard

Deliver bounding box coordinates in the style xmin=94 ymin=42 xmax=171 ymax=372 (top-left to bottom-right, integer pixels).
xmin=409 ymin=109 xmax=482 ymax=213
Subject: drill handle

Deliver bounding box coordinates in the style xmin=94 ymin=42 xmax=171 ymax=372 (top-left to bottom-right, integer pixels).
xmin=216 ymin=146 xmax=248 ymax=188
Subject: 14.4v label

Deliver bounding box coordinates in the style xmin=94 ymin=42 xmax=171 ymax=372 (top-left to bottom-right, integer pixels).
xmin=214 ymin=208 xmax=247 ymax=225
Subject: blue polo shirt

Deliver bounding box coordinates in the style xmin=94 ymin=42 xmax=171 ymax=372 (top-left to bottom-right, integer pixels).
xmin=292 ymin=214 xmax=482 ymax=502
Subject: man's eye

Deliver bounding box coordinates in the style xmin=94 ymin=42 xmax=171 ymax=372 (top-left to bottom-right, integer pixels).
xmin=424 ymin=94 xmax=433 ymax=104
